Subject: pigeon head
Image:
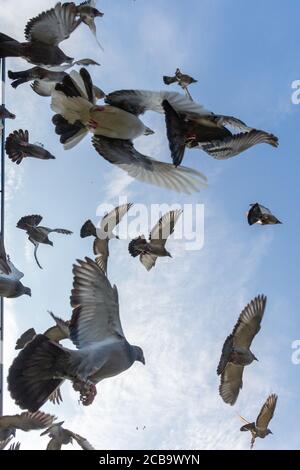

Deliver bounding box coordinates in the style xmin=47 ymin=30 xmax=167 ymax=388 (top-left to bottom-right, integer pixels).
xmin=0 ymin=105 xmax=16 ymax=120
xmin=134 ymin=346 xmax=145 ymax=365
xmin=144 ymin=127 xmax=155 ymax=136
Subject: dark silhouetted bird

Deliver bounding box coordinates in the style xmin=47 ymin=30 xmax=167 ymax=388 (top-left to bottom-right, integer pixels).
xmin=163 ymin=68 xmax=197 ymax=100
xmin=51 ymin=69 xmax=208 ymax=193
xmin=240 ymin=394 xmax=278 ymax=449
xmin=247 ymin=203 xmax=282 ymax=226
xmin=0 ymin=105 xmax=16 ymax=129
xmin=6 ymin=130 xmax=55 ymax=165
xmin=217 ymin=295 xmax=267 ymax=406
xmin=129 ymin=210 xmax=183 ymax=271
xmin=0 ymin=412 xmax=56 ymax=443
xmin=41 ymin=421 xmax=94 ymax=450
xmin=8 ymin=258 xmax=145 ymax=412
xmin=81 ymin=203 xmax=133 ymax=273
xmin=17 ymin=215 xmax=73 ymax=269
xmin=162 ymin=99 xmax=278 ymax=167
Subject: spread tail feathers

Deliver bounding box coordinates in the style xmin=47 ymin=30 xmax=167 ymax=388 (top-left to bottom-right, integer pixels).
xmin=128 ymin=237 xmax=147 ymax=257
xmin=80 ymin=220 xmax=97 ymax=238
xmin=8 ymin=334 xmax=70 ymax=412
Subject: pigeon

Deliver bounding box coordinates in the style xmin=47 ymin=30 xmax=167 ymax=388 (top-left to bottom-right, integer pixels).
xmin=247 ymin=203 xmax=282 ymax=226
xmin=41 ymin=421 xmax=94 ymax=450
xmin=8 ymin=60 xmax=101 ymax=93
xmin=163 ymin=68 xmax=197 ymax=100
xmin=0 ymin=105 xmax=16 ymax=128
xmin=15 ymin=312 xmax=70 ymax=350
xmin=17 ymin=215 xmax=73 ymax=269
xmin=75 ymin=1 xmax=104 ymax=50
xmin=51 ymin=68 xmax=208 ymax=193
xmin=162 ymin=99 xmax=279 ymax=166
xmin=0 ymin=258 xmax=31 ymax=298
xmin=5 ymin=130 xmax=55 ymax=165
xmin=0 ymin=2 xmax=78 ymax=67
xmin=217 ymin=295 xmax=267 ymax=406
xmin=0 ymin=412 xmax=56 ymax=442
xmin=80 ymin=203 xmax=133 ymax=273
xmin=129 ymin=210 xmax=183 ymax=271
xmin=0 ymin=235 xmax=11 ymax=275
xmin=8 ymin=257 xmax=145 ymax=412
xmin=240 ymin=394 xmax=278 ymax=449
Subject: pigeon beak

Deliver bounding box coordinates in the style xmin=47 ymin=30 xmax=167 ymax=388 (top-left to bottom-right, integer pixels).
xmin=254 ymin=356 xmax=259 ymax=362
xmin=144 ymin=127 xmax=155 ymax=136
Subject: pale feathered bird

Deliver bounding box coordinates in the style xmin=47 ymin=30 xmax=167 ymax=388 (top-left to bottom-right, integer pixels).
xmin=129 ymin=210 xmax=183 ymax=271
xmin=51 ymin=68 xmax=208 ymax=193
xmin=75 ymin=0 xmax=104 ymax=51
xmin=8 ymin=258 xmax=145 ymax=412
xmin=217 ymin=295 xmax=267 ymax=405
xmin=41 ymin=421 xmax=94 ymax=450
xmin=240 ymin=394 xmax=278 ymax=449
xmin=0 ymin=257 xmax=31 ymax=298
xmin=247 ymin=203 xmax=282 ymax=226
xmin=17 ymin=215 xmax=73 ymax=269
xmin=0 ymin=412 xmax=56 ymax=442
xmin=80 ymin=203 xmax=133 ymax=274
xmin=6 ymin=130 xmax=55 ymax=165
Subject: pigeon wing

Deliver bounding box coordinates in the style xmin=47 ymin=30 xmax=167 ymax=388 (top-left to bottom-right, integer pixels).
xmin=100 ymin=203 xmax=133 ymax=235
xmin=15 ymin=328 xmax=36 ymax=350
xmin=256 ymin=394 xmax=278 ymax=430
xmin=0 ymin=412 xmax=55 ymax=432
xmin=69 ymin=432 xmax=95 ymax=450
xmin=149 ymin=210 xmax=183 ymax=247
xmin=219 ymin=363 xmax=244 ymax=406
xmin=232 ymin=295 xmax=267 ymax=349
xmin=17 ymin=215 xmax=43 ymax=230
xmin=31 ymin=80 xmax=56 ymax=97
xmin=92 ymin=136 xmax=207 ymax=194
xmin=70 ymin=257 xmax=124 ymax=348
xmin=25 ymin=3 xmax=77 ymax=46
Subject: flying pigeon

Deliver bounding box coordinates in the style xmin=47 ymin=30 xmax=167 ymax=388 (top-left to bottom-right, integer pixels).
xmin=0 ymin=258 xmax=31 ymax=299
xmin=240 ymin=394 xmax=278 ymax=449
xmin=75 ymin=1 xmax=104 ymax=50
xmin=0 ymin=412 xmax=56 ymax=443
xmin=80 ymin=203 xmax=133 ymax=273
xmin=0 ymin=235 xmax=11 ymax=275
xmin=0 ymin=2 xmax=78 ymax=67
xmin=247 ymin=203 xmax=282 ymax=226
xmin=41 ymin=421 xmax=94 ymax=450
xmin=8 ymin=257 xmax=145 ymax=412
xmin=0 ymin=105 xmax=16 ymax=130
xmin=16 ymin=215 xmax=73 ymax=269
xmin=129 ymin=210 xmax=183 ymax=271
xmin=217 ymin=295 xmax=267 ymax=406
xmin=163 ymin=68 xmax=197 ymax=100
xmin=51 ymin=68 xmax=208 ymax=193
xmin=8 ymin=60 xmax=101 ymax=95
xmin=5 ymin=130 xmax=55 ymax=165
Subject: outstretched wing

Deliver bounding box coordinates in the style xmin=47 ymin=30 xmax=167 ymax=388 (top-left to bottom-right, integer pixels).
xmin=70 ymin=432 xmax=95 ymax=450
xmin=105 ymin=89 xmax=212 ymax=117
xmin=0 ymin=412 xmax=55 ymax=432
xmin=17 ymin=215 xmax=43 ymax=230
xmin=149 ymin=210 xmax=183 ymax=247
xmin=92 ymin=136 xmax=208 ymax=194
xmin=256 ymin=394 xmax=278 ymax=431
xmin=25 ymin=3 xmax=77 ymax=46
xmin=70 ymin=257 xmax=124 ymax=348
xmin=219 ymin=364 xmax=244 ymax=406
xmin=100 ymin=203 xmax=133 ymax=234
xmin=200 ymin=130 xmax=278 ymax=160
xmin=232 ymin=295 xmax=267 ymax=349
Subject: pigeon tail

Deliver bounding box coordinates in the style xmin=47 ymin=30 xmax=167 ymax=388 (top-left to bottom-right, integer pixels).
xmin=128 ymin=237 xmax=147 ymax=258
xmin=0 ymin=33 xmax=22 ymax=59
xmin=8 ymin=334 xmax=69 ymax=412
xmin=80 ymin=220 xmax=97 ymax=238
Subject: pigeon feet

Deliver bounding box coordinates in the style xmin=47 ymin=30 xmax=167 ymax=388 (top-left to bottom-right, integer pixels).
xmin=88 ymin=119 xmax=98 ymax=130
xmin=73 ymin=378 xmax=97 ymax=406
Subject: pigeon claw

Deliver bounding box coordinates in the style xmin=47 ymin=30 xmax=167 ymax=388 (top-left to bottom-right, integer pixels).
xmin=88 ymin=119 xmax=98 ymax=130
xmin=73 ymin=378 xmax=97 ymax=406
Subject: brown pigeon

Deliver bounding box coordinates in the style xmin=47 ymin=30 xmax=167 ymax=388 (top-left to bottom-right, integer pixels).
xmin=6 ymin=130 xmax=55 ymax=165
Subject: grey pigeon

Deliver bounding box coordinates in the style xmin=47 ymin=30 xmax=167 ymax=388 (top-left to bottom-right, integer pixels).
xmin=41 ymin=421 xmax=94 ymax=450
xmin=8 ymin=257 xmax=145 ymax=412
xmin=240 ymin=394 xmax=278 ymax=449
xmin=17 ymin=215 xmax=73 ymax=269
xmin=0 ymin=412 xmax=56 ymax=442
xmin=129 ymin=210 xmax=183 ymax=271
xmin=51 ymin=69 xmax=208 ymax=193
xmin=247 ymin=203 xmax=282 ymax=226
xmin=0 ymin=259 xmax=31 ymax=298
xmin=0 ymin=2 xmax=78 ymax=67
xmin=80 ymin=203 xmax=133 ymax=273
xmin=0 ymin=235 xmax=11 ymax=275
xmin=0 ymin=105 xmax=16 ymax=128
xmin=217 ymin=295 xmax=267 ymax=406
xmin=162 ymin=100 xmax=278 ymax=166
xmin=6 ymin=130 xmax=55 ymax=165
xmin=75 ymin=0 xmax=104 ymax=50
xmin=163 ymin=68 xmax=197 ymax=100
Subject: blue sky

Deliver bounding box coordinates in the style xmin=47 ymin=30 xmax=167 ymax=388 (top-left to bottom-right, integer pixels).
xmin=1 ymin=0 xmax=300 ymax=450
